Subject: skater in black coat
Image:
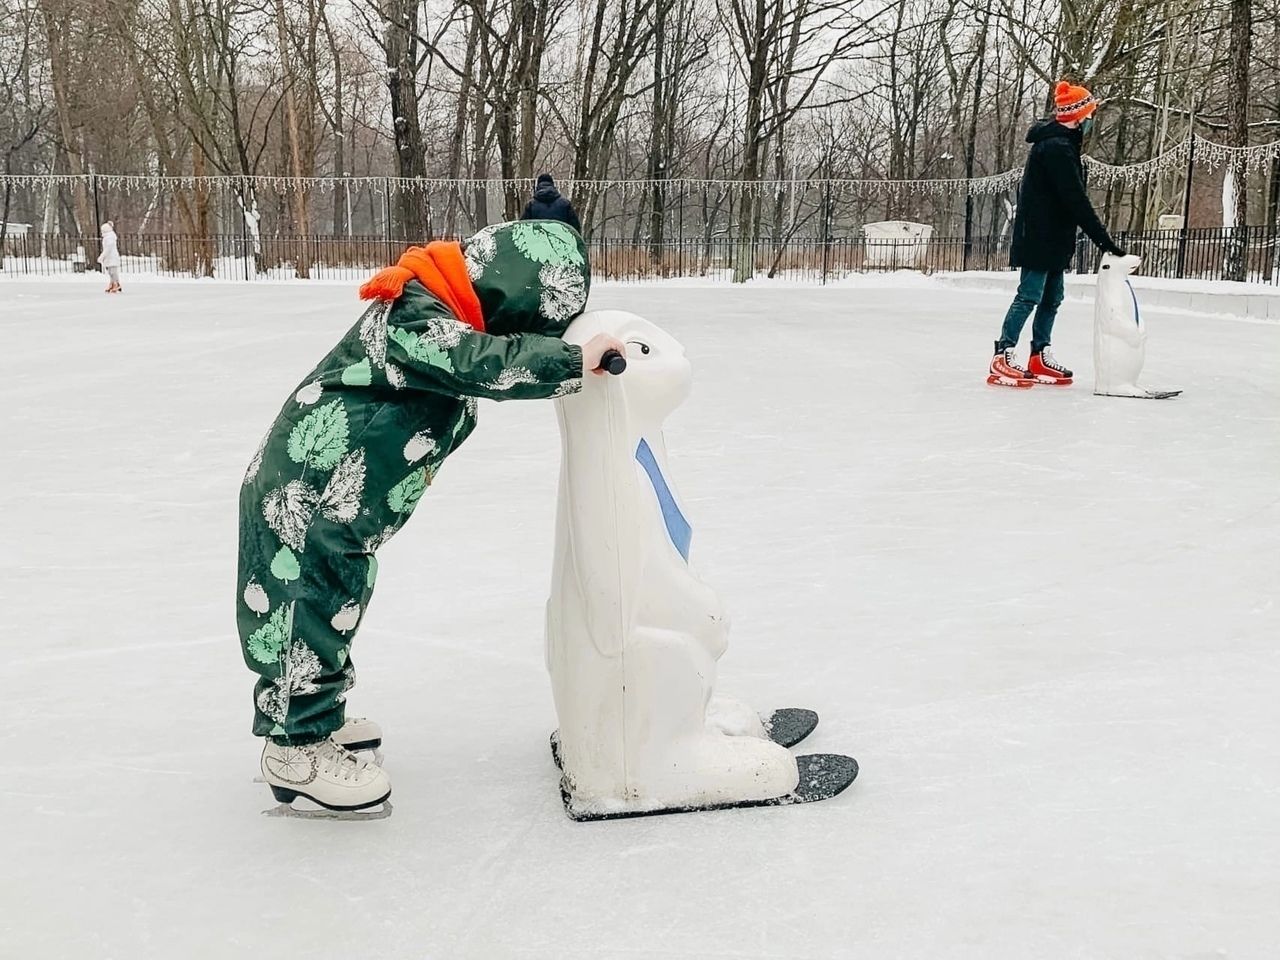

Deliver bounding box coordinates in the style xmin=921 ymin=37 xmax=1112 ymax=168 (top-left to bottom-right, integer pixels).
xmin=521 ymin=174 xmax=582 ymax=232
xmin=988 ymin=80 xmax=1127 ymax=388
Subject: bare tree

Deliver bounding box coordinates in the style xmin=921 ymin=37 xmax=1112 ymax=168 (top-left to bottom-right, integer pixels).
xmin=3 ymin=0 xmax=1277 ymax=282
xmin=37 ymin=0 xmax=93 ymax=239
xmin=1223 ymin=0 xmax=1250 ymax=280
xmin=366 ymin=0 xmax=428 ymax=237
xmin=717 ymin=0 xmax=878 ymax=280
xmin=0 ymin=0 xmax=51 ymax=268
xmin=559 ymin=0 xmax=657 ymax=232
xmin=314 ymin=0 xmax=350 ymax=235
xmin=274 ymin=0 xmax=313 ymax=275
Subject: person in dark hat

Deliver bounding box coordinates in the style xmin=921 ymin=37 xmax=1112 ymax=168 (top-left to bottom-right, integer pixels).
xmin=522 ymin=173 xmax=581 ymax=232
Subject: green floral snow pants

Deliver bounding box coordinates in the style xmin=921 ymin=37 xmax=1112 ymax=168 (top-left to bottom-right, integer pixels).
xmin=236 ymin=385 xmax=480 ymax=744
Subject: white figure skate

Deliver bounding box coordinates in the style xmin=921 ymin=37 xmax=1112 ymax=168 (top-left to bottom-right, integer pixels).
xmin=260 ymin=739 xmax=392 ymax=820
xmin=253 ymin=716 xmax=384 ymax=786
xmin=332 ymin=716 xmax=383 ymax=760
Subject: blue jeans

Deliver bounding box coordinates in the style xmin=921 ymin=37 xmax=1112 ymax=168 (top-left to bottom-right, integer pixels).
xmin=997 ymin=269 xmax=1064 ymax=353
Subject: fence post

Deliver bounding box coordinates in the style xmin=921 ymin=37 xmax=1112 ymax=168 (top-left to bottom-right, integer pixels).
xmin=962 ymin=185 xmax=973 ymax=270
xmin=1176 ymin=134 xmax=1196 ymax=279
xmin=90 ymin=173 xmax=102 ymax=271
xmin=240 ymin=178 xmax=249 ymax=282
xmin=383 ymin=177 xmax=394 ymax=264
xmin=821 ymin=174 xmax=832 ymax=285
xmin=677 ymin=181 xmax=685 ymax=243
xmin=678 ymin=181 xmax=685 ymax=276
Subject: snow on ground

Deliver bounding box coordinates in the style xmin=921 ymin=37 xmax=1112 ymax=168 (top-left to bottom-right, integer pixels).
xmin=0 ymin=263 xmax=945 ymax=289
xmin=942 ymin=268 xmax=1280 ymax=298
xmin=2 ymin=279 xmax=1277 ymax=959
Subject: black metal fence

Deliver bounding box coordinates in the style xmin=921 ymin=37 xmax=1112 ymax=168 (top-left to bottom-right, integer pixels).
xmin=1077 ymin=226 xmax=1279 ymax=284
xmin=2 ymin=226 xmax=1276 ymax=285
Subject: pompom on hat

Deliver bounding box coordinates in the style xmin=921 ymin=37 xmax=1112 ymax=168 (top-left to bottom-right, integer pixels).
xmin=1054 ymin=80 xmax=1098 ymax=124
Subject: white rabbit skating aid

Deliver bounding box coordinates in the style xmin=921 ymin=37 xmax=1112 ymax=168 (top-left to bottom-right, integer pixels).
xmin=549 ymin=706 xmax=821 ymax=770
xmin=1093 ymin=253 xmax=1182 ymax=400
xmin=545 ymin=309 xmax=857 ymax=821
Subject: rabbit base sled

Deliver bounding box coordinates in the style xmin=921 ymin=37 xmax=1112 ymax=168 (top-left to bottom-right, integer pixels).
xmin=560 ymin=753 xmax=859 ymax=822
xmin=550 ymin=706 xmax=819 ymax=769
xmin=1093 ymin=388 xmax=1182 ymax=400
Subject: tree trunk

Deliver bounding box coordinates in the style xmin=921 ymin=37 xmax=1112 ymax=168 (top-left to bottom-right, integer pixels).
xmin=962 ymin=12 xmax=989 ymax=268
xmin=732 ymin=0 xmax=768 ymax=283
xmin=470 ymin=15 xmax=490 ymax=231
xmin=275 ymin=0 xmax=312 ymax=277
xmin=494 ymin=97 xmax=519 ymax=220
xmin=446 ymin=8 xmax=480 ymax=236
xmin=1223 ymin=0 xmax=1250 ymax=282
xmin=517 ymin=0 xmax=547 ymax=182
xmin=192 ymin=148 xmax=214 ymax=278
xmin=0 ymin=170 xmax=12 ymax=271
xmin=319 ymin=1 xmax=347 ymax=237
xmin=647 ymin=0 xmax=667 ymax=262
xmin=382 ymin=0 xmax=427 ymax=239
xmin=39 ymin=1 xmax=92 ymax=241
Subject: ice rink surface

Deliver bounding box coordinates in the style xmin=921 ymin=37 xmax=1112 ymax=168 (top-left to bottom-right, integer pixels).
xmin=2 ymin=276 xmax=1277 ymax=959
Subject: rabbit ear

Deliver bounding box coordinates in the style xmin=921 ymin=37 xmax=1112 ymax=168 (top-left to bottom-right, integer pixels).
xmin=556 ymin=373 xmax=643 ymax=658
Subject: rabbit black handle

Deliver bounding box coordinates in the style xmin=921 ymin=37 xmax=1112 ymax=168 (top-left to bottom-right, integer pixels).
xmin=599 ymin=349 xmax=627 ymax=375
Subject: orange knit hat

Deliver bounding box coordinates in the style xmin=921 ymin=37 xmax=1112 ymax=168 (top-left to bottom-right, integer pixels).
xmin=1054 ymin=81 xmax=1097 ymax=124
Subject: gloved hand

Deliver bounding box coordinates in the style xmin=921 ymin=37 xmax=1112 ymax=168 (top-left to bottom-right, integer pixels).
xmin=582 ymin=333 xmax=629 ymax=375
xmin=1106 ymin=243 xmax=1128 ymax=258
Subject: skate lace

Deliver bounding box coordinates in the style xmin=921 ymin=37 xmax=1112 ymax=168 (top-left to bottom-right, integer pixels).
xmin=315 ymin=738 xmax=370 ymax=782
xmin=1041 ymin=347 xmax=1064 ymax=372
xmin=1004 ymin=348 xmax=1023 ymax=372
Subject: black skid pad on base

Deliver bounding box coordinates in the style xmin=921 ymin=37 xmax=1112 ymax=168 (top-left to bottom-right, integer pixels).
xmin=1096 ymin=389 xmax=1182 ymax=400
xmin=550 ymin=706 xmax=819 ymax=770
xmin=562 ymin=753 xmax=858 ymax=822
xmin=763 ymin=708 xmax=819 ymax=748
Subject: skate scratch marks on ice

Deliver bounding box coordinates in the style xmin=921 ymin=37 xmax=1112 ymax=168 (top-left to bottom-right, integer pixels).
xmin=377 ymin=627 xmax=532 ymax=665
xmin=10 ymin=636 xmax=222 ymax=668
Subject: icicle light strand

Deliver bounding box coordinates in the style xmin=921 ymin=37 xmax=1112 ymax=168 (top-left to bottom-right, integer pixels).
xmin=2 ymin=135 xmax=1276 ymax=196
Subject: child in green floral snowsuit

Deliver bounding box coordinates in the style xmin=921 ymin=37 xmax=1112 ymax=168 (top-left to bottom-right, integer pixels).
xmin=237 ymin=221 xmax=620 ymax=758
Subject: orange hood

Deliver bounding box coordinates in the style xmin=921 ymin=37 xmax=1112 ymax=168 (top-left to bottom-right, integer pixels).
xmin=358 ymin=241 xmax=485 ymax=332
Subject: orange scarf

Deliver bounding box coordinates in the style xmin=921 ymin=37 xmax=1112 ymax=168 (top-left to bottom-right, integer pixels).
xmin=358 ymin=241 xmax=485 ymax=333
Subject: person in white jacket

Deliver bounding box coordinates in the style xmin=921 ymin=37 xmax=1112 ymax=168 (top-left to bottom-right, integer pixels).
xmin=98 ymin=220 xmax=121 ymax=293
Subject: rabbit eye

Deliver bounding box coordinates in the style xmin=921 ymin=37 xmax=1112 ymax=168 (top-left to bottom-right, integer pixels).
xmin=628 ymin=341 xmax=651 ymax=355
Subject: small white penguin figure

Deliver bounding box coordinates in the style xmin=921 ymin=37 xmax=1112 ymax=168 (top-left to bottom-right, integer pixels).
xmin=1093 ymin=253 xmax=1181 ymax=399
